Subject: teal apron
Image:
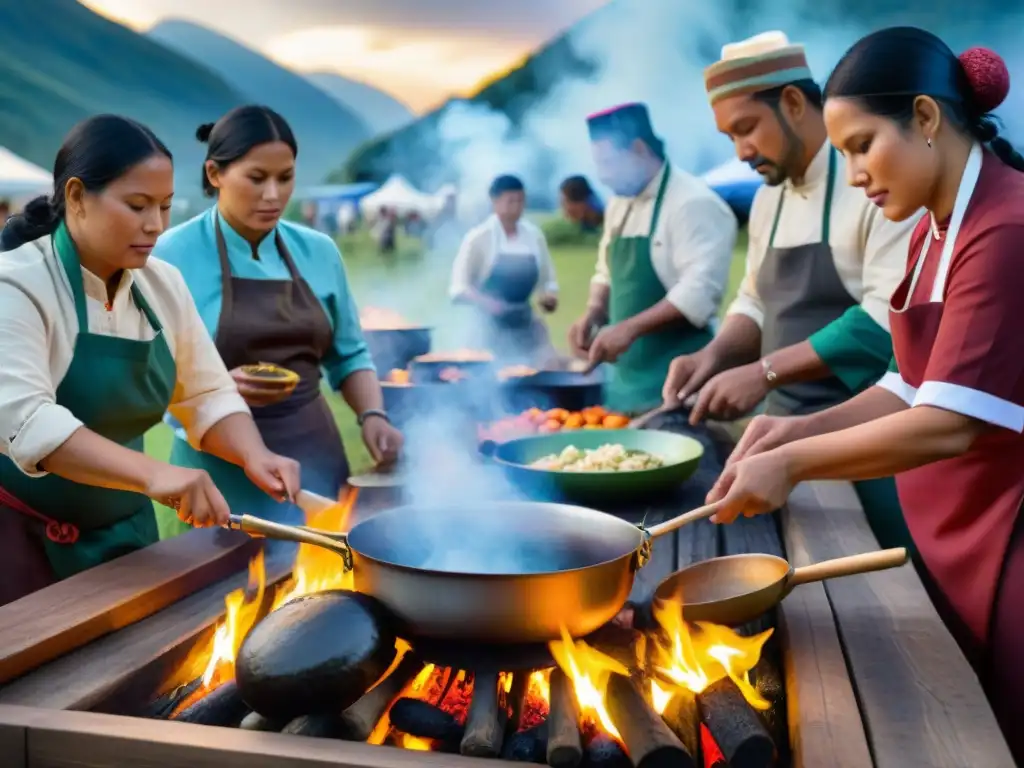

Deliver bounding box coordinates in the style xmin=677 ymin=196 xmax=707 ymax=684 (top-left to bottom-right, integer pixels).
xmin=605 ymin=164 xmax=714 ymax=413
xmin=0 ymin=223 xmax=174 ymax=596
xmin=166 ymin=213 xmax=344 ymax=560
xmin=755 ymin=148 xmax=913 ymax=554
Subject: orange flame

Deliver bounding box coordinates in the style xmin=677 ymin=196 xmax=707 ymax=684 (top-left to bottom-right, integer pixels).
xmin=549 ymin=627 xmax=629 ymax=740
xmin=649 ymin=595 xmax=772 ymax=713
xmin=360 ymin=307 xmax=417 ymax=330
xmin=187 ymin=488 xmax=359 ymax=691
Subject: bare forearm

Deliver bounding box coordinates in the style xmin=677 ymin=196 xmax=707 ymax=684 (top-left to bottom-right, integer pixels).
xmin=587 ymin=283 xmax=610 ymax=314
xmin=40 ymin=428 xmax=163 ymax=494
xmin=706 ymin=314 xmax=762 ymax=369
xmin=763 ymin=341 xmax=831 ymax=387
xmin=784 ymin=405 xmax=985 ymax=483
xmin=341 ymin=369 xmax=384 ymax=414
xmin=801 ymin=385 xmax=907 ymax=436
xmin=200 ymin=412 xmax=265 ymax=468
xmin=619 ymin=298 xmax=684 ymax=338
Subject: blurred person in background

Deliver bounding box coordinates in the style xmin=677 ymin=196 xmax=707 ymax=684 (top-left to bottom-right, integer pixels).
xmin=0 ymin=115 xmax=297 ymax=605
xmin=450 ymin=174 xmax=560 ymax=366
xmin=569 ymin=103 xmax=737 ymax=413
xmin=559 ymin=175 xmax=604 ymax=232
xmin=664 ymin=31 xmax=916 ymax=551
xmin=153 ymin=105 xmax=402 ymax=546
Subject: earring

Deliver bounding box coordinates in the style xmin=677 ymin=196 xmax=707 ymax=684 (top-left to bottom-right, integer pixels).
xmin=927 ymin=137 xmax=933 ymax=148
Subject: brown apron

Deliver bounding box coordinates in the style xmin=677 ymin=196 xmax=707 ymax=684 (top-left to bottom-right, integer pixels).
xmin=169 ymin=215 xmax=347 ymax=553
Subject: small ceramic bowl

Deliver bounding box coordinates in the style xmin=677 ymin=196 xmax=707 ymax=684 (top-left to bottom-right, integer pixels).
xmin=237 ymin=363 xmax=301 ymax=393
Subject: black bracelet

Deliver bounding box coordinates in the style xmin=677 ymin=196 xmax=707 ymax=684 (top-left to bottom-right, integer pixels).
xmin=357 ymin=409 xmax=390 ymax=427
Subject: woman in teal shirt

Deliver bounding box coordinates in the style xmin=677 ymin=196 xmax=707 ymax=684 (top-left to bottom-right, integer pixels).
xmin=154 ymin=106 xmax=402 ymax=540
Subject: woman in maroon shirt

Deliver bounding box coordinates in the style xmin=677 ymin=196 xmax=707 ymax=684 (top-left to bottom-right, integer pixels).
xmin=704 ymin=27 xmax=1024 ymax=759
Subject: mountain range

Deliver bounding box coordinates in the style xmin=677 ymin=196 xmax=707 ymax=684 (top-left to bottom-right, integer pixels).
xmin=0 ymin=1 xmax=413 ymax=199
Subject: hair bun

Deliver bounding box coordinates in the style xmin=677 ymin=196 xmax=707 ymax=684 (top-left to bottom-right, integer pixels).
xmin=959 ymin=47 xmax=1010 ymax=113
xmin=22 ymin=196 xmax=57 ymax=225
xmin=195 ymin=122 xmax=215 ymax=143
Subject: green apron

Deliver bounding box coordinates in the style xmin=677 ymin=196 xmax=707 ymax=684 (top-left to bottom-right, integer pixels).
xmin=605 ymin=164 xmax=714 ymax=413
xmin=0 ymin=223 xmax=174 ymax=580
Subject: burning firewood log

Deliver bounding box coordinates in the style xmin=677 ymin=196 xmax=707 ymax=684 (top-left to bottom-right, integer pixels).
xmin=339 ymin=651 xmax=423 ymax=741
xmin=239 ymin=711 xmax=286 ymax=731
xmin=170 ymin=680 xmax=249 ymax=727
xmin=697 ymin=678 xmax=774 ymax=768
xmin=388 ymin=697 xmax=463 ymax=742
xmin=282 ymin=714 xmax=349 ymax=739
xmin=659 ymin=687 xmax=702 ymax=761
xmin=501 ymin=721 xmax=549 ymax=762
xmin=142 ymin=678 xmax=203 ymax=720
xmin=605 ymin=672 xmax=695 ymax=768
xmin=585 ymin=733 xmax=631 ymax=767
xmin=460 ymin=670 xmax=508 ymax=757
xmin=546 ymin=668 xmax=583 ymax=768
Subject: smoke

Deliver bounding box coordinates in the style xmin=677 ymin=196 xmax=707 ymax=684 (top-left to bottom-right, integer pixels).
xmin=421 ymin=0 xmax=1024 ymax=210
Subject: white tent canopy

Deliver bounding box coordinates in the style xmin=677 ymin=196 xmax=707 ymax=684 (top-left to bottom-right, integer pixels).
xmin=0 ymin=147 xmax=51 ymax=197
xmin=359 ymin=174 xmax=442 ymax=218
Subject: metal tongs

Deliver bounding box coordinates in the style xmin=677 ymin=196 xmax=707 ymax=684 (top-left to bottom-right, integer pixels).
xmin=627 ymin=393 xmax=699 ymax=429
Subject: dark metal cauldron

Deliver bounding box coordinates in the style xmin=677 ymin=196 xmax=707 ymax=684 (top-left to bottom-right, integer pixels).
xmin=230 ymin=500 xmax=719 ymax=644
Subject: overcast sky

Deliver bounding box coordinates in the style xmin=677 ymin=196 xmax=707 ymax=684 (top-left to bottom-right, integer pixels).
xmin=80 ymin=0 xmax=612 ymax=111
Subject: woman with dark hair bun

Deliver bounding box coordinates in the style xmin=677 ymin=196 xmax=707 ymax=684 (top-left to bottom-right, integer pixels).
xmin=697 ymin=28 xmax=1024 ymax=758
xmin=0 ymin=114 xmax=299 ymax=605
xmin=154 ymin=105 xmax=402 ymax=543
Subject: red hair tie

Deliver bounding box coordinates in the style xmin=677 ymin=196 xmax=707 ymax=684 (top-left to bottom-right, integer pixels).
xmin=45 ymin=520 xmax=80 ymax=545
xmin=958 ymin=47 xmax=1010 ymax=113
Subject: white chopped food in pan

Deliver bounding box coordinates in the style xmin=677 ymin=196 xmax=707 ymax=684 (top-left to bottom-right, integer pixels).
xmin=529 ymin=443 xmax=664 ymax=472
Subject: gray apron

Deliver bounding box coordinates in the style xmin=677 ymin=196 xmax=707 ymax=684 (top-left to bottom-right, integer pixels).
xmin=757 ymin=147 xmax=855 ymax=417
xmin=756 ymin=148 xmax=913 ymax=553
xmin=168 ymin=214 xmax=348 ymax=556
xmin=476 ymin=230 xmax=550 ymax=366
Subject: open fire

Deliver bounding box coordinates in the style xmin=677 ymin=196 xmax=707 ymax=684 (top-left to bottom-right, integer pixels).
xmin=360 ymin=307 xmax=421 ymax=330
xmin=147 ymin=489 xmax=779 ymax=767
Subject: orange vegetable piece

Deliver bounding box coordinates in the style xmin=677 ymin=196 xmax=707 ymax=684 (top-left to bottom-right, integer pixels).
xmin=583 ymin=424 xmax=602 ymax=429
xmin=545 ymin=408 xmax=570 ymax=423
xmin=538 ymin=419 xmax=562 ymax=433
xmin=602 ymin=414 xmax=629 ymax=428
xmin=583 ymin=411 xmax=603 ymax=426
xmin=589 ymin=406 xmax=607 ymax=419
xmin=564 ymin=413 xmax=584 ymax=429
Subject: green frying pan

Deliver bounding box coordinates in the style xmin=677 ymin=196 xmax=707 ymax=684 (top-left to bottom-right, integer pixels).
xmin=487 ymin=428 xmax=704 ymax=504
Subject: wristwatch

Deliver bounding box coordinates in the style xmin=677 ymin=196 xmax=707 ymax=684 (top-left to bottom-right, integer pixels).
xmin=357 ymin=409 xmax=390 ymax=427
xmin=760 ymin=358 xmax=778 ymax=385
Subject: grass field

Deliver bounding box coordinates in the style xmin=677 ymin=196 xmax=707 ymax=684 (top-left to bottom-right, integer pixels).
xmin=144 ymin=225 xmax=749 ymax=512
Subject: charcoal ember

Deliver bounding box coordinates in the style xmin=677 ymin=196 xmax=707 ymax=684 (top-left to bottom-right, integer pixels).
xmin=170 ymin=680 xmax=249 ymax=727
xmin=239 ymin=711 xmax=286 ymax=731
xmin=501 ymin=722 xmax=548 ymax=763
xmin=282 ymin=714 xmax=349 ymax=738
xmin=389 ymin=697 xmax=464 ymax=741
xmin=236 ymin=590 xmax=397 ymax=722
xmin=144 ymin=678 xmax=203 ymax=720
xmin=583 ymin=734 xmax=630 ymax=768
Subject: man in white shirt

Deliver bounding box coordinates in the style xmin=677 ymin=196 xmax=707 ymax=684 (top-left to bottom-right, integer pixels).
xmin=568 ymin=103 xmax=738 ymax=412
xmin=449 ymin=175 xmax=559 ymax=366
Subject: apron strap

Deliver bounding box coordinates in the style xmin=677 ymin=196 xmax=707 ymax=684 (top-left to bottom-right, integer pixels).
xmin=53 ymin=222 xmax=163 ymax=336
xmin=647 ymin=162 xmax=672 ymax=237
xmin=767 ymin=146 xmax=837 ymax=249
xmin=213 ymin=211 xmax=236 ymax=323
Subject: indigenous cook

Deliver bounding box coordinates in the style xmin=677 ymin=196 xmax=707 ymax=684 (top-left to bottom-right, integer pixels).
xmin=449 ymin=174 xmax=560 ymax=366
xmin=155 ymin=106 xmax=402 ymax=540
xmin=568 ymin=103 xmax=737 ymax=413
xmin=708 ymin=29 xmax=1024 ymax=761
xmin=664 ymin=31 xmax=917 ymax=550
xmin=0 ymin=115 xmax=298 ymax=607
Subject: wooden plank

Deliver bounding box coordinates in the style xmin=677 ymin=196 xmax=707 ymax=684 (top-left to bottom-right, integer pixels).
xmin=0 ymin=716 xmax=26 ymax=768
xmin=0 ymin=527 xmax=258 ymax=686
xmin=785 ymin=481 xmax=1014 ymax=768
xmin=776 ymin=573 xmax=872 ymax=768
xmin=0 ymin=705 xmax=511 ymax=768
xmin=0 ymin=558 xmax=291 ymax=712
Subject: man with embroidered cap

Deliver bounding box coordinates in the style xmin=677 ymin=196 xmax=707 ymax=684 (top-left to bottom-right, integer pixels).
xmin=568 ymin=103 xmax=737 ymax=413
xmin=663 ymin=31 xmax=917 ymax=550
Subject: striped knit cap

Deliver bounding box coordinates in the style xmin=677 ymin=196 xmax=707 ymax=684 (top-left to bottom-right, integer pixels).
xmin=705 ymin=31 xmax=814 ymax=105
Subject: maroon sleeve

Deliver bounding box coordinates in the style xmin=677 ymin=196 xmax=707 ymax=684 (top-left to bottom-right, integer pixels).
xmin=922 ymin=223 xmax=1024 ymax=407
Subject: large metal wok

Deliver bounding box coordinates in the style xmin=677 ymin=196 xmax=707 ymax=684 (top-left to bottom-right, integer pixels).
xmin=229 ymin=498 xmax=719 ymax=644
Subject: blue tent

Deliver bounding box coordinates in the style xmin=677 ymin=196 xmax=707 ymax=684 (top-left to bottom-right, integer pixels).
xmin=702 ymin=158 xmax=762 ymax=227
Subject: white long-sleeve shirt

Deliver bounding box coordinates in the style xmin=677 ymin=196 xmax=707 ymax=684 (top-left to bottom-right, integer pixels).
xmin=728 ymin=140 xmax=916 ymax=329
xmin=449 ymin=215 xmax=558 ymax=301
xmin=0 ymin=236 xmax=250 ymax=477
xmin=591 ymin=163 xmax=738 ymax=327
